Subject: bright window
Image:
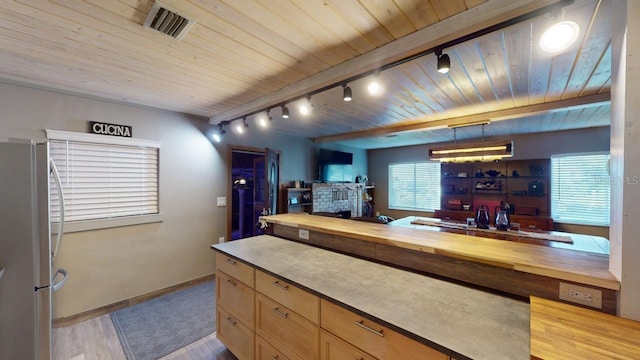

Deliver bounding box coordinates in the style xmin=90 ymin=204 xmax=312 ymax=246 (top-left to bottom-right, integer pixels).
xmin=389 ymin=162 xmax=441 ymax=211
xmin=47 ymin=130 xmax=160 ymax=225
xmin=551 ymin=153 xmax=610 ymax=226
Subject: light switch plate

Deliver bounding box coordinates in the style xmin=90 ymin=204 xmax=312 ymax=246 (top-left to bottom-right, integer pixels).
xmin=216 ymin=197 xmax=226 ymax=207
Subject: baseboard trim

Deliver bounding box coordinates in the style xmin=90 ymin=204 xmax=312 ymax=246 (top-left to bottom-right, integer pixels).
xmin=53 ymin=273 xmax=215 ymax=328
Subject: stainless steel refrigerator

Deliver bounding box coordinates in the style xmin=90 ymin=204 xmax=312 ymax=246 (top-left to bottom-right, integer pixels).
xmin=0 ymin=141 xmax=68 ymax=360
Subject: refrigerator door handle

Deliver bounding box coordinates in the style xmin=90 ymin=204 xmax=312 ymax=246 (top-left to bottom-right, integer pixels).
xmin=51 ymin=268 xmax=68 ymax=291
xmin=50 ymin=159 xmax=65 ymax=261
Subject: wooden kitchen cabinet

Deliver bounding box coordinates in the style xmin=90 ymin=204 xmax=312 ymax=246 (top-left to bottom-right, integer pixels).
xmin=320 ymin=299 xmax=448 ymax=360
xmin=216 ymin=250 xmax=453 ymax=360
xmin=215 ymin=253 xmax=255 ymax=360
xmin=215 ymin=271 xmax=254 ymax=328
xmin=216 ymin=301 xmax=254 ymax=360
xmin=216 ymin=252 xmax=255 ymax=286
xmin=256 ymin=292 xmax=320 ymax=360
xmin=255 ymin=269 xmax=319 ymax=324
xmin=320 ymin=330 xmax=377 ymax=360
xmin=256 ymin=334 xmax=298 ymax=360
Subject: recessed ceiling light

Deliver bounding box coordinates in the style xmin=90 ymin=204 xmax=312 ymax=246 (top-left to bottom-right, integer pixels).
xmin=540 ymin=21 xmax=580 ymax=53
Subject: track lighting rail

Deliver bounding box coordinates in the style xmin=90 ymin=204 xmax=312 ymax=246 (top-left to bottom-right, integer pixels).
xmin=211 ymin=0 xmax=574 ymax=141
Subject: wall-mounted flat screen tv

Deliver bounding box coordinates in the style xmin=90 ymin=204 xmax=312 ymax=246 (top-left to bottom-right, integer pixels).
xmin=318 ymin=148 xmax=353 ymax=183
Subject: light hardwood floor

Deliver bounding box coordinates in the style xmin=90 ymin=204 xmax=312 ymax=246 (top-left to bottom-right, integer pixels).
xmin=52 ymin=314 xmax=237 ymax=360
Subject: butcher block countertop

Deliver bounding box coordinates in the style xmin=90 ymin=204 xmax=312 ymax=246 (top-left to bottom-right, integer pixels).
xmin=530 ymin=296 xmax=640 ymax=359
xmin=261 ymin=213 xmax=619 ymax=290
xmin=212 ymin=235 xmax=530 ymax=360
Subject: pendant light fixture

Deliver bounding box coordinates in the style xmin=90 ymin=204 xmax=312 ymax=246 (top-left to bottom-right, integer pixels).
xmin=342 ymin=84 xmax=352 ymax=102
xmin=281 ymin=105 xmax=289 ymax=119
xmin=429 ymin=123 xmax=513 ymax=162
xmin=436 ymin=48 xmax=450 ymax=74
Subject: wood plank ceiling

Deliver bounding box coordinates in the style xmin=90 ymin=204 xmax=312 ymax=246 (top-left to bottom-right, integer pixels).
xmin=0 ymin=0 xmax=610 ymax=149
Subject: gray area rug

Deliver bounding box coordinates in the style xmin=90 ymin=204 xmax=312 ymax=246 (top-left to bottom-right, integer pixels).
xmin=110 ymin=280 xmax=216 ymax=360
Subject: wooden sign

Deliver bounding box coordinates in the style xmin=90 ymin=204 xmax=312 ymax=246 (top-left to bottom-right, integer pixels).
xmin=89 ymin=121 xmax=132 ymax=137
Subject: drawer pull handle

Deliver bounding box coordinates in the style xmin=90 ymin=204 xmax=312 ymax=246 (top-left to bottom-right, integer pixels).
xmin=226 ymin=279 xmax=237 ymax=287
xmin=273 ymin=307 xmax=289 ymax=319
xmin=354 ymin=320 xmax=384 ymax=337
xmin=225 ymin=258 xmax=237 ymax=265
xmin=226 ymin=316 xmax=237 ymax=326
xmin=272 ymin=280 xmax=289 ymax=290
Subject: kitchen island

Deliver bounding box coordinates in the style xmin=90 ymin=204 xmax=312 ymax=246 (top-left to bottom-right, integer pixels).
xmin=212 ymin=235 xmax=530 ymax=360
xmin=261 ymin=213 xmax=619 ymax=314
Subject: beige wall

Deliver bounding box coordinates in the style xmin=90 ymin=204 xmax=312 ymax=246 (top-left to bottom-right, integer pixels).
xmin=367 ymin=127 xmax=611 ymax=236
xmin=0 ymin=81 xmax=353 ymax=318
xmin=0 ymin=82 xmax=226 ymax=318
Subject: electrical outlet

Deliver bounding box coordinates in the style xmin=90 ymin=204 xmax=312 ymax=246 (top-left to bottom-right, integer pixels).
xmin=216 ymin=197 xmax=226 ymax=207
xmin=218 ymin=236 xmax=225 ymax=243
xmin=559 ymin=282 xmax=602 ymax=308
xmin=569 ymin=289 xmax=592 ymax=302
xmin=298 ymin=229 xmax=309 ymax=240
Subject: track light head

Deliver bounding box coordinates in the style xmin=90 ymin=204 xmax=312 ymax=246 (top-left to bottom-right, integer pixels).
xmin=299 ymin=96 xmax=312 ymax=116
xmin=281 ymin=105 xmax=289 ymax=118
xmin=343 ymin=84 xmax=352 ymax=102
xmin=367 ymin=78 xmax=381 ymax=96
xmin=258 ymin=110 xmax=270 ymax=128
xmin=436 ymin=49 xmax=450 ymax=74
xmin=212 ymin=123 xmax=226 ymax=142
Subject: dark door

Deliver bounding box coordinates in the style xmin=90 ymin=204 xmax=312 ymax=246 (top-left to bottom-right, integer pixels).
xmin=265 ymin=148 xmax=280 ymax=216
xmin=253 ymin=156 xmax=266 ymax=235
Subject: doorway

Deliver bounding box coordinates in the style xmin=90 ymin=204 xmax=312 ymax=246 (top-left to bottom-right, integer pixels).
xmin=227 ymin=146 xmax=280 ymax=241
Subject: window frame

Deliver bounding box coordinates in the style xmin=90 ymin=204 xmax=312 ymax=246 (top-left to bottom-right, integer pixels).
xmin=388 ymin=161 xmax=441 ymax=212
xmin=46 ymin=129 xmax=163 ymax=233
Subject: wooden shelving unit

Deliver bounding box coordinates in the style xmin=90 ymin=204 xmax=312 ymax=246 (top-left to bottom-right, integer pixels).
xmin=281 ymin=185 xmax=312 ymax=214
xmin=439 ymin=159 xmax=552 ymax=229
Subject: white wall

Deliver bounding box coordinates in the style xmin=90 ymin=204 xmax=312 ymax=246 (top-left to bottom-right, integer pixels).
xmin=610 ymin=0 xmax=640 ymax=320
xmin=0 ymin=82 xmax=225 ymax=318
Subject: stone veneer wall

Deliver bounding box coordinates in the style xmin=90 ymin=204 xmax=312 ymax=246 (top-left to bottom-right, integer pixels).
xmin=312 ymin=183 xmax=366 ymax=217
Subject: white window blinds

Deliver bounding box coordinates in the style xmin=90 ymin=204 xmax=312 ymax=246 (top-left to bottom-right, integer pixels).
xmin=389 ymin=162 xmax=441 ymax=211
xmin=551 ymin=153 xmax=610 ymax=226
xmin=48 ymin=133 xmax=159 ymax=223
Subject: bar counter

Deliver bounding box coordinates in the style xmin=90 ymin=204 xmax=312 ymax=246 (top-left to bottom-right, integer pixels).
xmin=261 ymin=213 xmax=619 ymax=314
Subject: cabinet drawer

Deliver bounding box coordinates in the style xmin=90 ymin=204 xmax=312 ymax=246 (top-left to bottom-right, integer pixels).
xmin=217 ymin=306 xmax=254 ymax=360
xmin=256 ymin=269 xmax=319 ymax=324
xmin=216 ymin=271 xmax=255 ymax=328
xmin=216 ymin=252 xmax=254 ymax=286
xmin=320 ymin=330 xmax=376 ymax=360
xmin=321 ymin=299 xmax=448 ymax=360
xmin=256 ymin=334 xmax=301 ymax=360
xmin=256 ymin=293 xmax=320 ymax=360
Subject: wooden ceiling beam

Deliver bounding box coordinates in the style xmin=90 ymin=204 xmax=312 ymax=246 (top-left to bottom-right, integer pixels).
xmin=208 ymin=0 xmax=561 ymax=124
xmin=312 ymin=93 xmax=611 ymax=143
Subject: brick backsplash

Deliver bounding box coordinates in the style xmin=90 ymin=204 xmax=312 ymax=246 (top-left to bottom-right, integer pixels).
xmin=312 ymin=183 xmax=366 ymax=217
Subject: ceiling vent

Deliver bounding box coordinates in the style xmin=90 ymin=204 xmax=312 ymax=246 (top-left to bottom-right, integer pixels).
xmin=143 ymin=1 xmax=195 ymax=41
